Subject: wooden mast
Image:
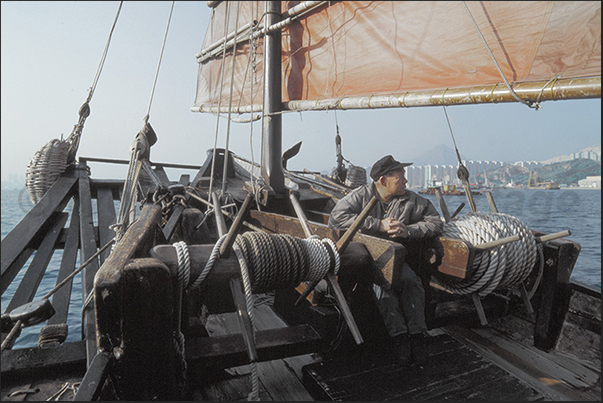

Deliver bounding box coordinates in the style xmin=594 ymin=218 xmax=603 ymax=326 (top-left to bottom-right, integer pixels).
xmin=261 ymin=0 xmax=285 ymax=198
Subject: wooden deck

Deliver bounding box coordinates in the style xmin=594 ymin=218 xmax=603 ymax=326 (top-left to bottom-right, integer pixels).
xmin=190 ymin=296 xmax=600 ymax=401
xmin=190 ymin=296 xmax=319 ymax=401
xmin=1 ymin=292 xmax=599 ymax=401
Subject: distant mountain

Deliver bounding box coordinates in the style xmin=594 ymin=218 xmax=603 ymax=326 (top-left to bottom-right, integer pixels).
xmin=409 ymin=143 xmax=601 ymax=187
xmin=483 ymin=158 xmax=600 ymax=186
xmin=412 ymin=144 xmax=464 ymax=166
xmin=539 ymin=158 xmax=601 ymax=185
xmin=411 ymin=142 xmax=601 ymax=168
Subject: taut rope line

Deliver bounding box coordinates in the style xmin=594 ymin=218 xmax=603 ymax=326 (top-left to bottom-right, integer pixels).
xmin=25 ymin=2 xmax=123 ymax=204
xmin=144 ymin=1 xmax=175 ymax=124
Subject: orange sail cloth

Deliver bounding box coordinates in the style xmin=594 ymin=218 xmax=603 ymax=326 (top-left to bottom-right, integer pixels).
xmin=193 ymin=1 xmax=601 ymax=112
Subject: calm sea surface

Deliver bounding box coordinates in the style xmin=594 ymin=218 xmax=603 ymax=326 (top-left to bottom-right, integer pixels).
xmin=1 ymin=187 xmax=601 ymax=348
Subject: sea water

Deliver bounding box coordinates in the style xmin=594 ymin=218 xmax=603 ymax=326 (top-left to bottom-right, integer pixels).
xmin=1 ymin=187 xmax=601 ymax=348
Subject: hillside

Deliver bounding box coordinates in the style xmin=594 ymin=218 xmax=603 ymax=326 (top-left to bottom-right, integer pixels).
xmin=482 ymin=159 xmax=601 ymax=186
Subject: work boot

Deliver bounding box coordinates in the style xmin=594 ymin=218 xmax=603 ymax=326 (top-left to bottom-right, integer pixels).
xmin=392 ymin=333 xmax=412 ymax=366
xmin=410 ymin=332 xmax=429 ymax=367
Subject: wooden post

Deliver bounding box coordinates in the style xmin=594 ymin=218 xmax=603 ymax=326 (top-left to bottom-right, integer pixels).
xmin=450 ymin=202 xmax=465 ymax=220
xmin=485 ymin=191 xmax=498 ymax=213
xmin=219 ymin=192 xmax=254 ymax=258
xmin=289 ymin=191 xmax=364 ymax=344
xmin=95 ymin=205 xmax=179 ymax=400
xmin=78 ymin=165 xmax=101 ymax=366
xmin=463 ymin=182 xmax=477 ymax=212
xmin=473 ymin=234 xmax=520 ymax=250
xmin=212 ymin=192 xmax=228 ymax=237
xmin=336 ymin=196 xmax=378 ymax=253
xmin=297 ymin=196 xmax=377 ymax=305
xmin=435 ymin=188 xmax=451 ymax=222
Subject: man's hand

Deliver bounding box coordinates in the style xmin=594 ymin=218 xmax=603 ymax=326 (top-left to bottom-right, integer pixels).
xmin=379 ymin=217 xmax=409 ymax=239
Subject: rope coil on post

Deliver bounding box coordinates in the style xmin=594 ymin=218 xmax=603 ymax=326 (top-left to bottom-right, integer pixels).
xmin=433 ymin=212 xmax=539 ymax=297
xmin=184 ymin=233 xmax=340 ymax=294
xmin=172 ymin=233 xmax=340 ymax=401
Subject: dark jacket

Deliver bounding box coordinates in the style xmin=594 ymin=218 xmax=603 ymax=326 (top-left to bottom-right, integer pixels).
xmin=328 ymin=182 xmax=444 ymax=240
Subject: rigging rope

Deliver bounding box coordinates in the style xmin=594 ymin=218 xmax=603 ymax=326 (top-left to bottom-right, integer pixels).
xmin=113 ymin=2 xmax=174 ymax=241
xmin=66 ymin=1 xmax=124 ymax=161
xmin=432 ymin=212 xmax=541 ymax=298
xmin=221 ymin=1 xmax=242 ymax=194
xmin=207 ymin=2 xmax=232 ymax=202
xmin=24 ymin=2 xmax=123 ymax=204
xmin=144 ymin=1 xmax=175 ymax=124
xmin=461 ymin=1 xmax=538 ymax=110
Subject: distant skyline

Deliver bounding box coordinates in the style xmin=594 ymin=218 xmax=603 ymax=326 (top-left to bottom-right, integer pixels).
xmin=2 ymin=2 xmax=601 ymax=182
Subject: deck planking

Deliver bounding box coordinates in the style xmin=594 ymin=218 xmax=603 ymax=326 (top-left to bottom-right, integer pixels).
xmin=302 ymin=329 xmax=543 ymax=401
xmin=449 ymin=321 xmax=601 ymax=401
xmin=197 ymin=297 xmax=319 ymax=401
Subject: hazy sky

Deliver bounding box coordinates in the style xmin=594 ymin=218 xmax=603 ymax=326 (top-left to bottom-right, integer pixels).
xmin=2 ymin=1 xmax=601 ymax=182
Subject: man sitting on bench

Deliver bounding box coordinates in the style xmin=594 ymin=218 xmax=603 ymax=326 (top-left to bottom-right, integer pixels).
xmin=328 ymin=155 xmax=444 ymax=366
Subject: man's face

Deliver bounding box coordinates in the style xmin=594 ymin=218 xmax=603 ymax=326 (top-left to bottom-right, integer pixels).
xmin=383 ymin=169 xmax=407 ymax=197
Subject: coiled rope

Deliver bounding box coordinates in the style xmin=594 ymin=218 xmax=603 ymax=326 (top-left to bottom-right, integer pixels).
xmin=432 ymin=212 xmax=541 ymax=298
xmin=172 ymin=232 xmax=339 ymax=401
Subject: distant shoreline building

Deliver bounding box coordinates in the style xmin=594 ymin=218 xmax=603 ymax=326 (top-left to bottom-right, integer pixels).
xmin=578 ymin=176 xmax=601 ymax=188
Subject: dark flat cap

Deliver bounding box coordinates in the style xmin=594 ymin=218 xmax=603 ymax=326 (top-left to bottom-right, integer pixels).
xmin=370 ymin=155 xmax=412 ymax=181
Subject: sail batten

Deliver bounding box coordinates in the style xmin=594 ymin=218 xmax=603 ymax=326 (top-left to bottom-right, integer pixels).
xmin=192 ymin=76 xmax=600 ymax=114
xmin=194 ymin=1 xmax=601 ymax=112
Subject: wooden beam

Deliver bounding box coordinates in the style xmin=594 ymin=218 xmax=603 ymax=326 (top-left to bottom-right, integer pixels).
xmin=534 ymin=238 xmax=581 ymax=351
xmin=72 ymin=352 xmax=112 ymax=401
xmin=1 ymin=172 xmax=77 ymax=293
xmin=1 ymin=340 xmax=86 ymax=374
xmin=96 ymin=188 xmax=116 ymax=266
xmin=47 ymin=199 xmax=80 ymax=326
xmin=77 ymin=166 xmax=99 ymax=365
xmin=4 ymin=213 xmax=69 ymax=314
xmin=186 ymin=324 xmax=321 ymax=369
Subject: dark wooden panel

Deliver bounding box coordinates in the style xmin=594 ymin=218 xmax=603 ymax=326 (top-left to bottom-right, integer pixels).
xmin=186 ymin=324 xmax=321 ymax=369
xmin=77 ymin=166 xmax=99 ymax=364
xmin=96 ymin=188 xmax=116 ymax=265
xmin=1 ymin=340 xmax=86 ymax=373
xmin=73 ymin=352 xmax=112 ymax=401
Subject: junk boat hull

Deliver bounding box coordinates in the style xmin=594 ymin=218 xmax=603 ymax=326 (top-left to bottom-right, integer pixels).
xmin=1 ymin=153 xmax=600 ymax=401
xmin=2 ymin=1 xmax=601 ymax=401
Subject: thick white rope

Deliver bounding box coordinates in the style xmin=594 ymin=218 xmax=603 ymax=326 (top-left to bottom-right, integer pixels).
xmin=176 ymin=231 xmax=340 ymax=401
xmin=172 ymin=240 xmax=192 ymax=392
xmin=231 ymin=241 xmax=260 ymax=401
xmin=433 ymin=212 xmax=538 ymax=298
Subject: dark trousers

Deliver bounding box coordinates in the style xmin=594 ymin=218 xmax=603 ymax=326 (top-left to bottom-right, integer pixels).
xmin=372 ymin=263 xmax=427 ymax=336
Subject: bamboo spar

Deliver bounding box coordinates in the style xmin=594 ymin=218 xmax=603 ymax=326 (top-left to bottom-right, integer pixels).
xmin=192 ymin=77 xmax=601 ymax=114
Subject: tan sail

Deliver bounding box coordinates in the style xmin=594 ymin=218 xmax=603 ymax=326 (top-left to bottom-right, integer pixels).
xmin=193 ymin=1 xmax=601 ymax=113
